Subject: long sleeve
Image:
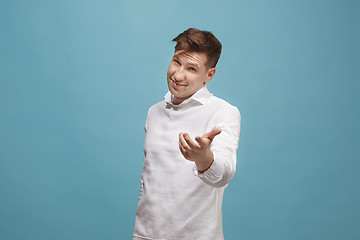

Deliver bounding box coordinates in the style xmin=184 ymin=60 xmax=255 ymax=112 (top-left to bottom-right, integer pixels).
xmin=195 ymin=105 xmax=241 ymax=188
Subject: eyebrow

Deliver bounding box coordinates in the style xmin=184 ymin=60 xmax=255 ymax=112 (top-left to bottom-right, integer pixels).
xmin=188 ymin=62 xmax=200 ymax=68
xmin=173 ymin=54 xmax=201 ymax=68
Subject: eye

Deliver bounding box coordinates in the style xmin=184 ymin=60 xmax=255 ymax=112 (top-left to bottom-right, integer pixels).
xmin=173 ymin=59 xmax=180 ymax=65
xmin=189 ymin=67 xmax=197 ymax=72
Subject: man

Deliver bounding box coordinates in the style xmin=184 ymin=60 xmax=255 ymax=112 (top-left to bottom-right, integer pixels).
xmin=133 ymin=28 xmax=241 ymax=240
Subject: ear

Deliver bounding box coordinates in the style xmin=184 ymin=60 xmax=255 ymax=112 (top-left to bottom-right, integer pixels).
xmin=205 ymin=68 xmax=216 ymax=83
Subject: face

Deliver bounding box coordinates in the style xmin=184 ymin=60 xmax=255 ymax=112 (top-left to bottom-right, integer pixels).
xmin=167 ymin=50 xmax=215 ymax=105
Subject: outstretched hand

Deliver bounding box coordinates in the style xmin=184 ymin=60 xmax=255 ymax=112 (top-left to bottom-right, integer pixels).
xmin=179 ymin=128 xmax=222 ymax=172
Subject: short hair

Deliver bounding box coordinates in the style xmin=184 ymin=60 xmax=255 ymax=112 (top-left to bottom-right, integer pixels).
xmin=172 ymin=28 xmax=222 ymax=69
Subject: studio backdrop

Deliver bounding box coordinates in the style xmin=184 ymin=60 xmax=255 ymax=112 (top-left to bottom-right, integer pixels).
xmin=0 ymin=0 xmax=358 ymax=239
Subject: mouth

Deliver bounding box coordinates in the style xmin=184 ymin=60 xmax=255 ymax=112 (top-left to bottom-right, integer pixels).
xmin=170 ymin=78 xmax=186 ymax=88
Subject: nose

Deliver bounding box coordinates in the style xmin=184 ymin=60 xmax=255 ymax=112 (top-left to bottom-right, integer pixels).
xmin=173 ymin=67 xmax=185 ymax=81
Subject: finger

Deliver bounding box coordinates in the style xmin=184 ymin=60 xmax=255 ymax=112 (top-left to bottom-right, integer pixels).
xmin=195 ymin=136 xmax=209 ymax=147
xmin=183 ymin=133 xmax=201 ymax=149
xmin=179 ymin=132 xmax=191 ymax=151
xmin=179 ymin=140 xmax=193 ymax=160
xmin=179 ymin=142 xmax=189 ymax=158
xmin=203 ymin=128 xmax=222 ymax=141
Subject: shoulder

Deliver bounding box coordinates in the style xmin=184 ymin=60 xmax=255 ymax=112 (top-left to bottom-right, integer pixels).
xmin=146 ymin=99 xmax=166 ymax=117
xmin=208 ymin=95 xmax=241 ymax=121
xmin=144 ymin=99 xmax=166 ymax=130
xmin=206 ymin=95 xmax=241 ymax=138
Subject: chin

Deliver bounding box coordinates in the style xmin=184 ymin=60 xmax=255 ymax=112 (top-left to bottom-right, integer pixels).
xmin=167 ymin=87 xmax=178 ymax=95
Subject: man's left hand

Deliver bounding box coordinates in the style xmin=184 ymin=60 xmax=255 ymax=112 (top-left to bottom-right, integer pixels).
xmin=179 ymin=128 xmax=222 ymax=173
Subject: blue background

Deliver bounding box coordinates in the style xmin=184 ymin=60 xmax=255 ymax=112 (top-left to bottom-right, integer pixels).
xmin=1 ymin=0 xmax=359 ymax=239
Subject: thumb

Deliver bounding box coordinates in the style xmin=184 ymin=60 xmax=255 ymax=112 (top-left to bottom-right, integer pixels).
xmin=203 ymin=128 xmax=222 ymax=141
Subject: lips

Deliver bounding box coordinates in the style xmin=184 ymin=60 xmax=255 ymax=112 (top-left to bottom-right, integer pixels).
xmin=171 ymin=78 xmax=186 ymax=87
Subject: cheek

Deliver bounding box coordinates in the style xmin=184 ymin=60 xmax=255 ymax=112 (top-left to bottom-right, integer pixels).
xmin=168 ymin=62 xmax=177 ymax=71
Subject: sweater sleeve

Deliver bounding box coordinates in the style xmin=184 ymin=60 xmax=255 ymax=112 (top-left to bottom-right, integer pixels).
xmin=193 ymin=105 xmax=241 ymax=188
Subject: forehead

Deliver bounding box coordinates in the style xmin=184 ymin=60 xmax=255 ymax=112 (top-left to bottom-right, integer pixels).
xmin=173 ymin=50 xmax=207 ymax=67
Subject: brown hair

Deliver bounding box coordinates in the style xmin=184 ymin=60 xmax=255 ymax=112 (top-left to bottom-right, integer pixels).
xmin=172 ymin=28 xmax=222 ymax=69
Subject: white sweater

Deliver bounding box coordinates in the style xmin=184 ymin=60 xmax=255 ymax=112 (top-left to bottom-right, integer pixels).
xmin=134 ymin=86 xmax=241 ymax=240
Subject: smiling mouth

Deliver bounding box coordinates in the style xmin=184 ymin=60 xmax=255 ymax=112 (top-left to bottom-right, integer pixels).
xmin=171 ymin=78 xmax=186 ymax=87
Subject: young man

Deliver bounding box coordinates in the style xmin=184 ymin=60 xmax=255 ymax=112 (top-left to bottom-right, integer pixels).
xmin=133 ymin=28 xmax=241 ymax=240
